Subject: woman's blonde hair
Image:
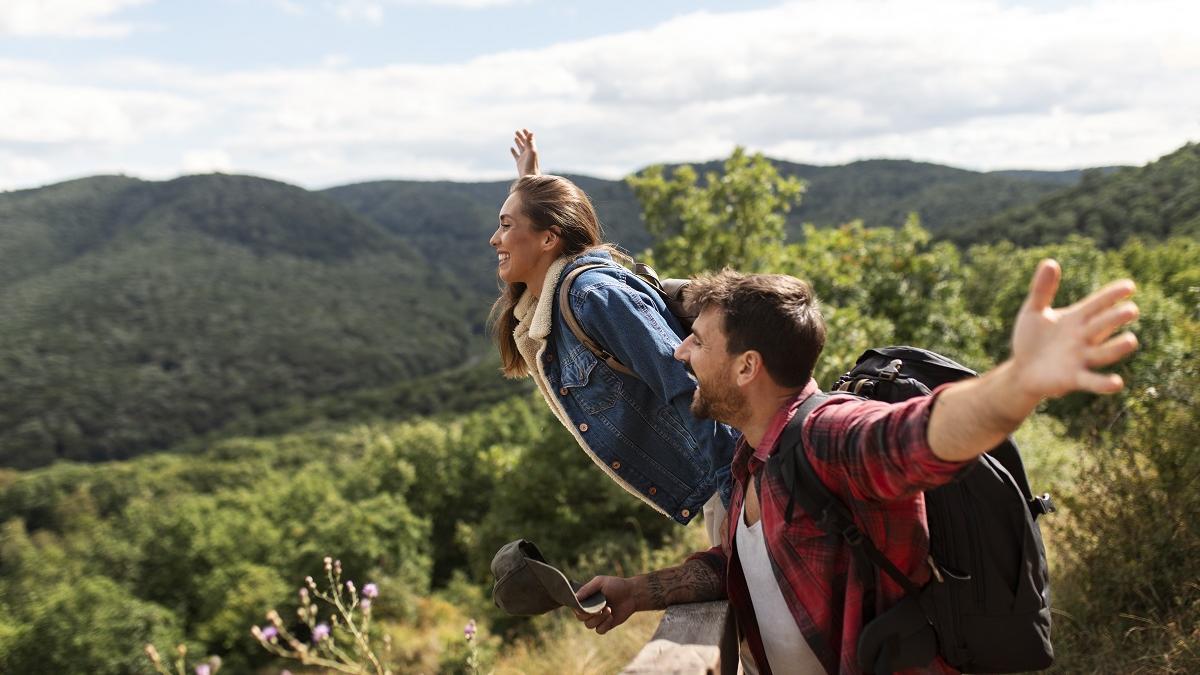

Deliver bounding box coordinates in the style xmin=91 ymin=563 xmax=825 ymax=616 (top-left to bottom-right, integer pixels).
xmin=488 ymin=174 xmax=616 ymax=377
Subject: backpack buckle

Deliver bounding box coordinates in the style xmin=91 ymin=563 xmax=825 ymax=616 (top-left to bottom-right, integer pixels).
xmin=841 ymin=524 xmax=864 ymax=546
xmin=880 ymin=358 xmax=903 ymax=382
xmin=1031 ymin=493 xmax=1056 ymax=515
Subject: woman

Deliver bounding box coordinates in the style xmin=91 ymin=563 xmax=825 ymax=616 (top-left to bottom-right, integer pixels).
xmin=489 ymin=129 xmax=735 ymax=539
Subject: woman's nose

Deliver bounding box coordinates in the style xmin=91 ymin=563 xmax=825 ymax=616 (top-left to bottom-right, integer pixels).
xmin=489 ymin=228 xmax=501 ymax=247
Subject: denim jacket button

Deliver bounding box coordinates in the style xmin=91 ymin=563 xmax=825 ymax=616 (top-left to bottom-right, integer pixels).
xmin=648 ymin=487 xmax=657 ymax=496
xmin=545 ymin=353 xmax=554 ymax=363
xmin=611 ymin=461 xmax=621 ymax=470
xmin=681 ymin=509 xmax=690 ymax=518
xmin=579 ymin=423 xmax=589 ymax=432
xmin=559 ymin=387 xmax=568 ymax=396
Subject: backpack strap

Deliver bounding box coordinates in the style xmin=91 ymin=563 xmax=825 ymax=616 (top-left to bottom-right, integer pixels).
xmin=557 ymin=263 xmax=637 ymax=378
xmin=774 ymin=394 xmax=925 ymax=624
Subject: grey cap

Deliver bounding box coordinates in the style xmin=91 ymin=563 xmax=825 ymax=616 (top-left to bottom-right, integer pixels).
xmin=491 ymin=539 xmax=607 ymax=616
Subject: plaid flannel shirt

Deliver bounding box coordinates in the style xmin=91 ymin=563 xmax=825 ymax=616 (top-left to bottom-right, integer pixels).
xmin=689 ymin=380 xmax=971 ymax=675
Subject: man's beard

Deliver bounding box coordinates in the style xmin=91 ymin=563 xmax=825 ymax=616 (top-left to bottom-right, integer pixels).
xmin=690 ymin=376 xmax=745 ymax=425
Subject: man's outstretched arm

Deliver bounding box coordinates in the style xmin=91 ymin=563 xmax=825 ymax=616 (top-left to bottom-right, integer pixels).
xmin=572 ymin=558 xmax=724 ymax=635
xmin=929 ymin=259 xmax=1139 ymax=462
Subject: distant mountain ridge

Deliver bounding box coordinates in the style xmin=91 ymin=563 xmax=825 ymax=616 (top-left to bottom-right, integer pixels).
xmin=5 ymin=145 xmax=1192 ymax=469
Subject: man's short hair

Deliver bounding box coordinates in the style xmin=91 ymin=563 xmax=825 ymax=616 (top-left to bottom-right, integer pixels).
xmin=685 ymin=269 xmax=825 ymax=388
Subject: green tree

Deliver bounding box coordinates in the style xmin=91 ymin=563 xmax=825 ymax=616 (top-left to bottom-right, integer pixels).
xmin=1 ymin=576 xmax=185 ymax=675
xmin=628 ymin=147 xmax=804 ymax=276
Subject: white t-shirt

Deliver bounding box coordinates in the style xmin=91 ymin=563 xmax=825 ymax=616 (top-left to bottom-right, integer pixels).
xmin=736 ymin=512 xmax=827 ymax=674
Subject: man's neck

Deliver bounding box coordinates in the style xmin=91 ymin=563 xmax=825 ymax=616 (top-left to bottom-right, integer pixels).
xmin=739 ymin=388 xmax=805 ymax=449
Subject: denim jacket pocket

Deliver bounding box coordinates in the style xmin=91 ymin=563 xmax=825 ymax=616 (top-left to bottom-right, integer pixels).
xmin=560 ymin=346 xmax=619 ymax=414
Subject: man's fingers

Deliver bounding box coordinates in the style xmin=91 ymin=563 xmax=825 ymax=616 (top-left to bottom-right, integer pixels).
xmin=510 ymin=147 xmax=519 ymax=161
xmin=1022 ymin=259 xmax=1061 ymax=313
xmin=1073 ymin=279 xmax=1137 ymax=319
xmin=596 ymin=611 xmax=618 ymax=635
xmin=1085 ymin=301 xmax=1139 ymax=343
xmin=1075 ymin=370 xmax=1125 ymax=394
xmin=584 ymin=607 xmax=610 ymax=630
xmin=1086 ymin=332 xmax=1139 ymax=368
xmin=576 ymin=577 xmax=603 ymax=601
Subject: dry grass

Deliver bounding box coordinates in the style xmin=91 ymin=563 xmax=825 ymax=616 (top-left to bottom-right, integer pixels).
xmin=491 ymin=610 xmax=664 ymax=675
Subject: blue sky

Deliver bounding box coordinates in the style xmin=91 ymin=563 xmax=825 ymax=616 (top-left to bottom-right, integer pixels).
xmin=2 ymin=0 xmax=1198 ymax=190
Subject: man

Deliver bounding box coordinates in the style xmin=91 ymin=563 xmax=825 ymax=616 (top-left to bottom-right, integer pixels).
xmin=572 ymin=261 xmax=1139 ymax=674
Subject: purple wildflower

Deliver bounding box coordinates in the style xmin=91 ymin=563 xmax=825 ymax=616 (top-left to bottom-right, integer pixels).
xmin=261 ymin=626 xmax=278 ymax=640
xmin=362 ymin=583 xmax=379 ymax=599
xmin=195 ymin=665 xmax=210 ymax=675
xmin=312 ymin=622 xmax=331 ymax=642
xmin=360 ymin=599 xmax=372 ymax=611
xmin=345 ymin=580 xmax=356 ymax=595
xmin=464 ymin=619 xmax=477 ymax=641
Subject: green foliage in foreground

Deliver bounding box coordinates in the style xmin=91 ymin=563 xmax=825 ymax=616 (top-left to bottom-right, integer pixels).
xmin=0 ymin=392 xmax=681 ymax=673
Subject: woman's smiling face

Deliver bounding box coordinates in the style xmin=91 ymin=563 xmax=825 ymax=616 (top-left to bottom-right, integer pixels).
xmin=491 ymin=191 xmax=556 ymax=287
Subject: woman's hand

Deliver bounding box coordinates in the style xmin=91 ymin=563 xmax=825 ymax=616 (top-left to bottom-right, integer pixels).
xmin=511 ymin=128 xmax=540 ymax=177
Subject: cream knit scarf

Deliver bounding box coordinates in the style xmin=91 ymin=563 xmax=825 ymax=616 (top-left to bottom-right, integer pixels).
xmin=513 ymin=256 xmax=568 ymax=378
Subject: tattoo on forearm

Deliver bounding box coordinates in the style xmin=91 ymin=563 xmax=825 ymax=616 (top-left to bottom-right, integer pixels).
xmin=644 ymin=560 xmax=722 ymax=608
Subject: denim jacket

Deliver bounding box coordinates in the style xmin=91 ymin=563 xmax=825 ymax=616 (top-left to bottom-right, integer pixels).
xmin=520 ymin=250 xmax=736 ymax=525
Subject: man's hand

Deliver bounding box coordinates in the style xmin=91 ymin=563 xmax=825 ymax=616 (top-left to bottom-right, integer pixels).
xmin=511 ymin=128 xmax=540 ymax=177
xmin=1010 ymin=258 xmax=1139 ymax=401
xmin=571 ymin=561 xmax=724 ymax=635
xmin=930 ymin=259 xmax=1139 ymax=463
xmin=573 ymin=575 xmax=641 ymax=635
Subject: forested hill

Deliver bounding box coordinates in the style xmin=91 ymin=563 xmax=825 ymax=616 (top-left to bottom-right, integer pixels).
xmin=0 ymin=174 xmax=487 ymax=469
xmin=950 ymin=142 xmax=1200 ymax=247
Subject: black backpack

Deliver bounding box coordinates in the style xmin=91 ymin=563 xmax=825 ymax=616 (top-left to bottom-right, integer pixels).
xmin=772 ymin=346 xmax=1055 ymax=674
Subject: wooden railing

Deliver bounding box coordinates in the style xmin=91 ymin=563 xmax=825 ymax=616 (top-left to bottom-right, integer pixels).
xmin=620 ymin=601 xmax=737 ymax=674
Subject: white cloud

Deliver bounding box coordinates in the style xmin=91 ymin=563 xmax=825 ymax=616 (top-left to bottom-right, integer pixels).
xmin=182 ymin=149 xmax=234 ymax=174
xmin=0 ymin=0 xmax=151 ymax=38
xmin=3 ymin=0 xmax=1200 ymax=190
xmin=0 ymin=78 xmax=201 ymax=144
xmin=323 ymin=0 xmax=524 ymax=23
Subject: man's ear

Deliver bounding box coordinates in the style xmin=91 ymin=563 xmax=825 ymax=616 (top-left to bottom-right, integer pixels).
xmin=736 ymin=350 xmax=764 ymax=387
